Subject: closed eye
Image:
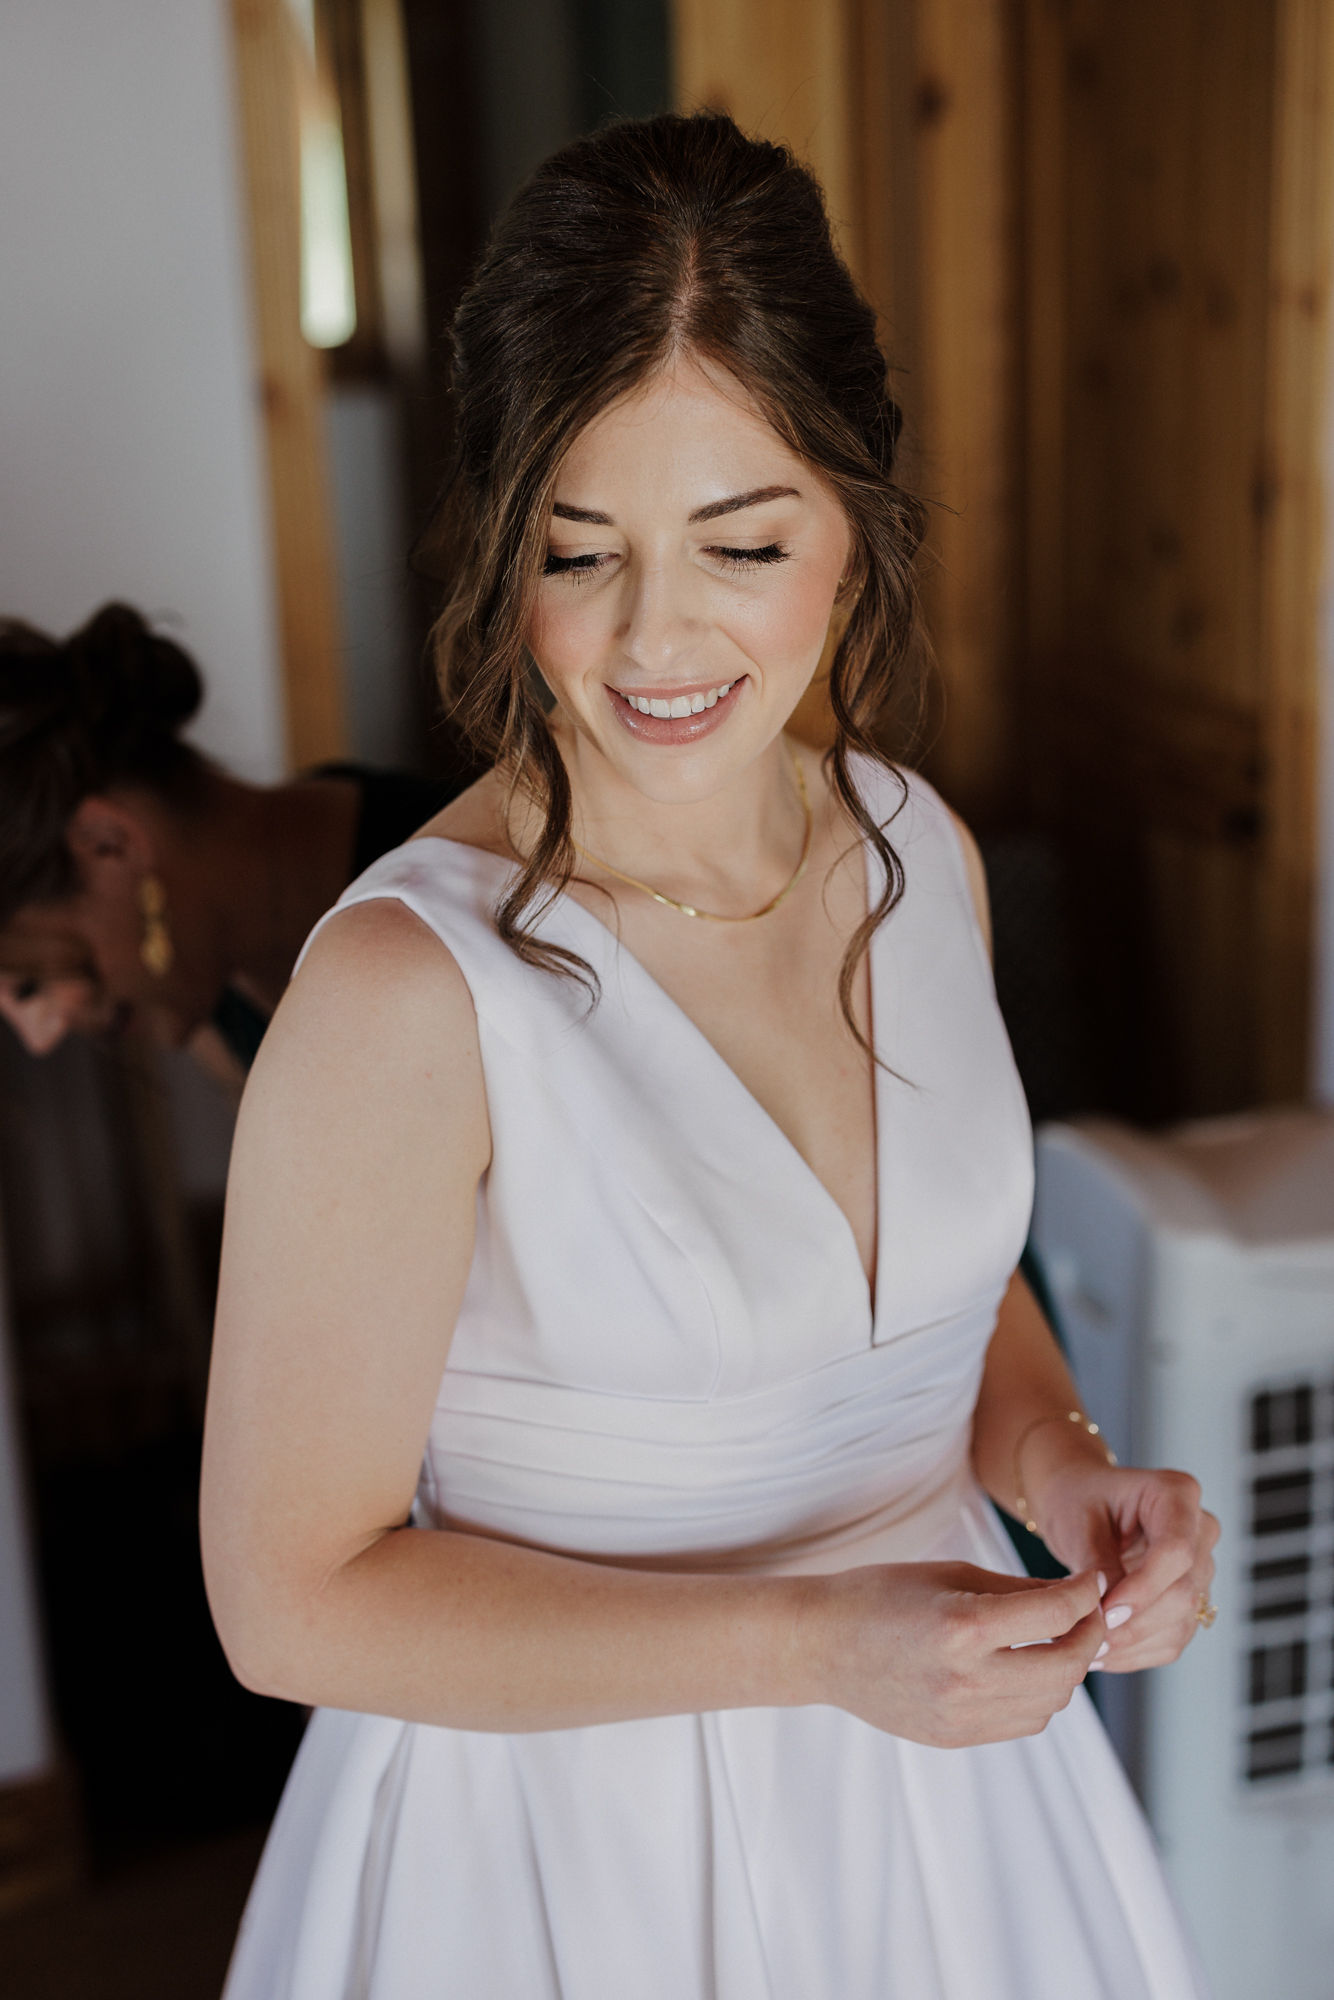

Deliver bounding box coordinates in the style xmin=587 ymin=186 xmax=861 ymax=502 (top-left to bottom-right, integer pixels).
xmin=710 ymin=543 xmax=790 ymax=572
xmin=542 ymin=542 xmax=791 ymax=581
xmin=543 ymin=551 xmax=607 ymax=580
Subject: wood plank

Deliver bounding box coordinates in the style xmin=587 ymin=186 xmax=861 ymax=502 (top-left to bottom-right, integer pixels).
xmin=1256 ymin=0 xmax=1334 ymax=1101
xmin=672 ymin=0 xmax=855 ymax=257
xmin=1044 ymin=660 xmax=1264 ymax=843
xmin=907 ymin=0 xmax=1021 ymax=823
xmin=1019 ymin=0 xmax=1068 ymax=691
xmin=230 ymin=0 xmax=348 ymax=768
xmin=1016 ymin=0 xmax=1331 ymax=1115
xmin=323 ymin=0 xmax=386 ymax=373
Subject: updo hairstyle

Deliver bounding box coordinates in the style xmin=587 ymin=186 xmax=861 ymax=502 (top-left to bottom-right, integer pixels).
xmin=0 ymin=603 xmax=207 ymax=928
xmin=424 ymin=110 xmax=928 ymax=1033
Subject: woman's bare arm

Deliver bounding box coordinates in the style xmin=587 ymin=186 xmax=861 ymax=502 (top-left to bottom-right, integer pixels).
xmin=969 ymin=1270 xmax=1116 ymax=1518
xmin=201 ymin=898 xmax=816 ymax=1728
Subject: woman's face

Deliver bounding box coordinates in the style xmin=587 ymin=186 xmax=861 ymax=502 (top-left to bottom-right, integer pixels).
xmin=527 ymin=354 xmax=852 ymax=804
xmin=0 ymin=800 xmax=212 ymax=1057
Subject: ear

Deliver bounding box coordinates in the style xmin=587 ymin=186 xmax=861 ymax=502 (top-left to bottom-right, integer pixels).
xmin=65 ymin=796 xmax=156 ymax=881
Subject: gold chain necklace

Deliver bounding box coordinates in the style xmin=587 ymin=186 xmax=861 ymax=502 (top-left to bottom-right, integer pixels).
xmin=572 ymin=744 xmax=812 ymax=923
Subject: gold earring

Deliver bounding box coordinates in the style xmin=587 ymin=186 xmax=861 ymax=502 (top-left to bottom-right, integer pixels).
xmin=138 ymin=874 xmax=175 ymax=977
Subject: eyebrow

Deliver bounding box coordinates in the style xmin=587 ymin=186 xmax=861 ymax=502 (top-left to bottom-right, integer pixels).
xmin=550 ymin=484 xmax=800 ymax=528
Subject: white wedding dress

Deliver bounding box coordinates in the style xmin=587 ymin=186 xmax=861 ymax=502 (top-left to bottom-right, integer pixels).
xmin=222 ymin=759 xmax=1208 ymax=1999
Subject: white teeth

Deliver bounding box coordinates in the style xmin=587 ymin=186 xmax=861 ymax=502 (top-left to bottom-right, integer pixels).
xmin=619 ymin=679 xmax=739 ymax=716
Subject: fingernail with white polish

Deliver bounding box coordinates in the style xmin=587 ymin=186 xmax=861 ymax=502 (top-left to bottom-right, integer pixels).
xmin=1087 ymin=1661 xmax=1105 ymax=1672
xmin=1105 ymin=1605 xmax=1133 ymax=1631
xmin=1094 ymin=1640 xmax=1109 ymax=1661
xmin=1097 ymin=1571 xmax=1108 ymax=1596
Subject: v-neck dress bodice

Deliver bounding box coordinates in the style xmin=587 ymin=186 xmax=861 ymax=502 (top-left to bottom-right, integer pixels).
xmin=222 ymin=759 xmax=1208 ymax=2000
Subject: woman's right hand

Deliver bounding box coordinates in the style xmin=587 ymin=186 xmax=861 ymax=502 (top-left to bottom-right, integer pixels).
xmin=810 ymin=1561 xmax=1108 ymax=1747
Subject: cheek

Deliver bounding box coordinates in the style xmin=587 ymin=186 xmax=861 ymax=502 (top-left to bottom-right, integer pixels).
xmin=527 ymin=591 xmax=609 ymax=683
xmin=734 ymin=564 xmax=841 ymax=669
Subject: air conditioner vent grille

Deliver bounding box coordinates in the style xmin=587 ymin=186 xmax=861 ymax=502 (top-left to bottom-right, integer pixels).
xmin=1252 ymin=1385 xmax=1314 ymax=1453
xmin=1241 ymin=1377 xmax=1334 ymax=1789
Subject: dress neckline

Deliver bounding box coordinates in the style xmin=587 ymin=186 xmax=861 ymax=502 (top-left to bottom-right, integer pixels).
xmin=405 ymin=828 xmax=885 ymax=1336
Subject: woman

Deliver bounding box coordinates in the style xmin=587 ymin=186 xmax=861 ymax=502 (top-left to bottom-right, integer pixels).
xmin=203 ymin=114 xmax=1216 ymax=1997
xmin=0 ymin=604 xmax=472 ymax=1078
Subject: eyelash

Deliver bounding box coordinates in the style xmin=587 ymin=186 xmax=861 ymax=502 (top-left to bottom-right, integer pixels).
xmin=717 ymin=542 xmax=789 ymax=572
xmin=542 ymin=542 xmax=791 ymax=582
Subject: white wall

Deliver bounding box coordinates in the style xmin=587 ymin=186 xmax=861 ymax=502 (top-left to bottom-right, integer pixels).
xmin=0 ymin=0 xmax=285 ymax=781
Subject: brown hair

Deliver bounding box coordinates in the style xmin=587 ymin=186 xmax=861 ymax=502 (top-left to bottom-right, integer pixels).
xmin=423 ymin=111 xmax=927 ymax=1035
xmin=0 ymin=602 xmax=207 ymax=929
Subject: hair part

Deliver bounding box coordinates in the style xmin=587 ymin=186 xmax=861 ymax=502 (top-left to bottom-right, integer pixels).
xmin=422 ymin=111 xmax=928 ymax=1049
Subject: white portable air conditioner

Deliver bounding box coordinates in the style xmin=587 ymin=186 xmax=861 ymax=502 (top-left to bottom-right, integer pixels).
xmin=1032 ymin=1111 xmax=1334 ymax=2000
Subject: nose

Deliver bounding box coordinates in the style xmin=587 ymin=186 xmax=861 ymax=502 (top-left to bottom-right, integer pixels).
xmin=619 ymin=557 xmax=705 ymax=675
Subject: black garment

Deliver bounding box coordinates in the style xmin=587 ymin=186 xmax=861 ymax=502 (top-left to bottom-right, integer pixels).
xmin=210 ymin=762 xmax=471 ymax=1069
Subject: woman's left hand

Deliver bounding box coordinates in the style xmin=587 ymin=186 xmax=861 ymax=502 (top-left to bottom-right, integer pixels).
xmin=1031 ymin=1461 xmax=1220 ymax=1672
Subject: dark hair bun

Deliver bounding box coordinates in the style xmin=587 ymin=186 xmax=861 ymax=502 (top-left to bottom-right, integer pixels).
xmin=0 ymin=601 xmax=208 ymax=923
xmin=64 ymin=602 xmax=203 ymax=743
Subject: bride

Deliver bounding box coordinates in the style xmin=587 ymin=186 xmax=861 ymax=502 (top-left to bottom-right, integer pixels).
xmin=203 ymin=111 xmax=1216 ymax=1997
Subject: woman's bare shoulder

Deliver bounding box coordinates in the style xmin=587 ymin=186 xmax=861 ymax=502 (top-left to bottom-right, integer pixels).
xmin=290 ymin=894 xmax=475 ymax=1020
xmin=243 ymin=896 xmax=489 ymax=1170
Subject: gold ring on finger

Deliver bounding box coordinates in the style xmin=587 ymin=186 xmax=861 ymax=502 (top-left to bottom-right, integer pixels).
xmin=1195 ymin=1593 xmax=1218 ymax=1629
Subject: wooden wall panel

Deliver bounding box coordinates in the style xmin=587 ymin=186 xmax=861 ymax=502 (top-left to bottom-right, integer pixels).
xmin=1255 ymin=0 xmax=1334 ymax=1101
xmin=672 ymin=0 xmax=855 ymax=257
xmin=230 ymin=0 xmax=348 ymax=769
xmin=1019 ymin=0 xmax=1332 ymax=1114
xmin=1045 ymin=4 xmax=1274 ymax=708
xmin=885 ymin=0 xmax=1020 ymax=821
xmin=1021 ymin=2 xmax=1274 ymax=1114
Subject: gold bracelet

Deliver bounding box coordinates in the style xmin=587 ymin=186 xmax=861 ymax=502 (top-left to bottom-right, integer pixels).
xmin=1012 ymin=1409 xmax=1118 ymax=1536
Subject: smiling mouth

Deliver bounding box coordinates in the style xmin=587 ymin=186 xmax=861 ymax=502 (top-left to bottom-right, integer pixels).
xmin=611 ymin=677 xmax=742 ymax=719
